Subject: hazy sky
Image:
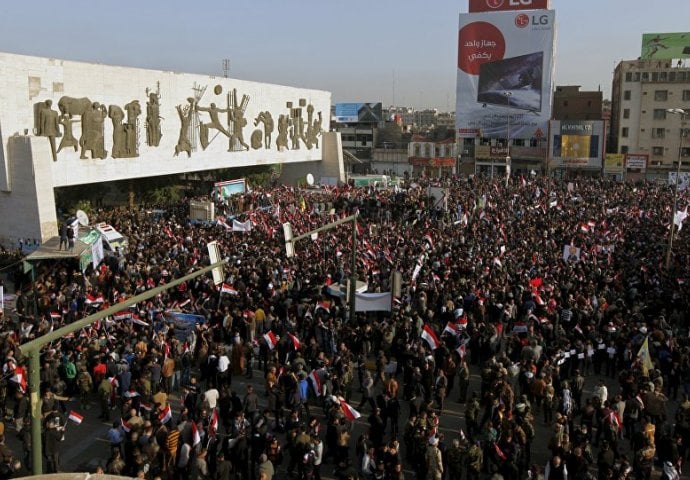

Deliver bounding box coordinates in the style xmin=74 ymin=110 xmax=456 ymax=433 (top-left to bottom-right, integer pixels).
xmin=0 ymin=0 xmax=688 ymax=110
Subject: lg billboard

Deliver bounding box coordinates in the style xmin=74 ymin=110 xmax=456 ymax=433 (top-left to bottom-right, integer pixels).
xmin=468 ymin=0 xmax=549 ymax=13
xmin=455 ymin=10 xmax=556 ymax=139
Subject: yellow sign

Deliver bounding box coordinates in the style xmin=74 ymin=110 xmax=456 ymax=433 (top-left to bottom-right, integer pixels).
xmin=605 ymin=153 xmax=624 ymax=169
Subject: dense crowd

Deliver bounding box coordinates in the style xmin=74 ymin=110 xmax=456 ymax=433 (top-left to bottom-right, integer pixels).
xmin=0 ymin=175 xmax=689 ymax=480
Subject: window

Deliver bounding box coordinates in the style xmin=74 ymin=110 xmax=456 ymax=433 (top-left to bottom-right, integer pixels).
xmin=653 ymin=109 xmax=667 ymax=120
xmin=683 ymin=147 xmax=690 ymax=158
xmin=652 ymin=72 xmax=659 ymax=82
xmin=654 ymin=90 xmax=668 ymax=101
xmin=620 ymin=146 xmax=629 ymax=154
xmin=633 ymin=72 xmax=641 ymax=81
xmin=623 ymin=90 xmax=631 ymax=100
xmin=660 ymin=71 xmax=667 ymax=81
xmin=683 ymin=90 xmax=690 ymax=101
xmin=414 ymin=144 xmax=421 ymax=156
xmin=623 ymin=108 xmax=630 ymax=119
xmin=652 ymin=128 xmax=665 ymax=138
xmin=652 ymin=146 xmax=664 ymax=156
xmin=563 ymin=101 xmax=569 ymax=107
xmin=621 ymin=127 xmax=629 ymax=137
xmin=642 ymin=72 xmax=649 ymax=82
xmin=625 ymin=72 xmax=633 ymax=82
xmin=669 ymin=72 xmax=676 ymax=82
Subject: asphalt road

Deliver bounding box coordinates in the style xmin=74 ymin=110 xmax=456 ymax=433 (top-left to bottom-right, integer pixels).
xmin=4 ymin=361 xmax=683 ymax=478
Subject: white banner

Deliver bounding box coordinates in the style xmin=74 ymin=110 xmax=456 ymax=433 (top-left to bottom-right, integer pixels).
xmin=232 ymin=220 xmax=252 ymax=232
xmin=92 ymin=236 xmax=104 ymax=269
xmin=354 ymin=292 xmax=392 ymax=312
xmin=456 ymin=10 xmax=556 ymax=139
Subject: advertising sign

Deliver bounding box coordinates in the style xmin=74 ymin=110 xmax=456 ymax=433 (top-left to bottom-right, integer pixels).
xmin=468 ymin=0 xmax=549 ymax=12
xmin=625 ymin=154 xmax=648 ymax=171
xmin=549 ymin=120 xmax=603 ymax=169
xmin=456 ymin=10 xmax=556 ymax=139
xmin=214 ymin=178 xmax=246 ymax=198
xmin=334 ymin=103 xmax=383 ymax=124
xmin=641 ymin=32 xmax=690 ymax=60
xmin=605 ymin=154 xmax=625 ymax=169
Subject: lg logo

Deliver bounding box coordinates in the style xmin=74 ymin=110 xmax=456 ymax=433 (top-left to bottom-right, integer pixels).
xmin=487 ymin=0 xmax=536 ymax=8
xmin=515 ymin=13 xmax=550 ymax=28
xmin=514 ymin=14 xmax=530 ymax=28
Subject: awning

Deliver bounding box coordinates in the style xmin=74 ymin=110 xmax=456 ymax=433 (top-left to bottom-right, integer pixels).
xmin=25 ymin=236 xmax=91 ymax=262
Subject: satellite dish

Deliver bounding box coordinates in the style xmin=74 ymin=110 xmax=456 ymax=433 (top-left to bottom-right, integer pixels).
xmin=306 ymin=173 xmax=315 ymax=186
xmin=76 ymin=210 xmax=89 ymax=226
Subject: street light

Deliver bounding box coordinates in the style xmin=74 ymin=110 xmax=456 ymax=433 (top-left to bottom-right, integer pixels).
xmin=504 ymin=92 xmax=512 ymax=185
xmin=284 ymin=214 xmax=359 ymax=323
xmin=665 ymin=108 xmax=687 ymax=270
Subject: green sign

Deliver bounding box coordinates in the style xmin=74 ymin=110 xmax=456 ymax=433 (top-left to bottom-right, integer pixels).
xmin=641 ymin=32 xmax=690 ymax=60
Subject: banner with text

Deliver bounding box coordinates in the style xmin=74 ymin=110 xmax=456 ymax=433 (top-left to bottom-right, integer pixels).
xmin=548 ymin=120 xmax=604 ymax=169
xmin=456 ymin=10 xmax=556 ymax=139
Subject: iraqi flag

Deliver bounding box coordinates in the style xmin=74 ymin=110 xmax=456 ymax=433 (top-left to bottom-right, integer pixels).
xmin=421 ymin=324 xmax=441 ymax=350
xmin=68 ymin=410 xmax=84 ymax=425
xmin=209 ymin=408 xmax=219 ymax=437
xmin=288 ymin=333 xmax=301 ymax=350
xmin=263 ymin=331 xmax=279 ymax=350
xmin=456 ymin=343 xmax=467 ymax=360
xmin=191 ymin=421 xmax=201 ymax=446
xmin=85 ymin=294 xmax=105 ymax=306
xmin=220 ymin=283 xmax=239 ymax=296
xmin=113 ymin=311 xmax=132 ymax=321
xmin=444 ymin=322 xmax=461 ymax=336
xmin=339 ymin=399 xmax=362 ymax=422
xmin=120 ymin=418 xmax=132 ymax=432
xmin=423 ymin=233 xmax=434 ymax=250
xmin=309 ymin=369 xmax=322 ymax=396
xmin=11 ymin=366 xmax=27 ymax=394
xmin=158 ymin=405 xmax=172 ymax=425
xmin=315 ymin=300 xmax=330 ymax=313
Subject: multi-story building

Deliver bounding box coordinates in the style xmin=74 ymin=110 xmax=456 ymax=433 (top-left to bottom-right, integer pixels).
xmin=547 ymin=85 xmax=605 ymax=177
xmin=408 ymin=135 xmax=456 ymax=177
xmin=552 ymin=85 xmax=603 ymax=120
xmin=610 ymin=59 xmax=690 ymax=180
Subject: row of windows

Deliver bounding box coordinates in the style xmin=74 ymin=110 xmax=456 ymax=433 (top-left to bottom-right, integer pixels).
xmin=619 ymin=145 xmax=690 ymax=157
xmin=623 ymin=89 xmax=690 ymax=101
xmin=621 ymin=127 xmax=689 ymax=138
xmin=625 ymin=71 xmax=690 ymax=83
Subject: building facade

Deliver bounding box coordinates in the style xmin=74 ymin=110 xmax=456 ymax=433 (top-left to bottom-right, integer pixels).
xmin=610 ymin=59 xmax=690 ymax=180
xmin=408 ymin=135 xmax=456 ymax=177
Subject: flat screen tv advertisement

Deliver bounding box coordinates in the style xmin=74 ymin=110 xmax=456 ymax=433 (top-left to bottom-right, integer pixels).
xmin=456 ymin=10 xmax=555 ymax=139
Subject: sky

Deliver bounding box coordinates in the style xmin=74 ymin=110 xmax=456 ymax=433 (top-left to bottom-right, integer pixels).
xmin=0 ymin=0 xmax=688 ymax=110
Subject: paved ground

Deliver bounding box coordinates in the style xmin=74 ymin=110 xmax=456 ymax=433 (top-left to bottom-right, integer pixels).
xmin=4 ymin=360 xmax=683 ymax=478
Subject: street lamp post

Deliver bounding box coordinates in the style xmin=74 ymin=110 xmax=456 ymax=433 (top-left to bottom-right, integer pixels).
xmin=504 ymin=92 xmax=512 ymax=186
xmin=666 ymin=108 xmax=687 ymax=270
xmin=284 ymin=214 xmax=359 ymax=323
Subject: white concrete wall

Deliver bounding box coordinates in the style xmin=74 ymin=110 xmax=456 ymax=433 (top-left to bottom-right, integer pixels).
xmin=0 ymin=51 xmax=338 ymax=244
xmin=0 ymin=52 xmax=331 ymax=189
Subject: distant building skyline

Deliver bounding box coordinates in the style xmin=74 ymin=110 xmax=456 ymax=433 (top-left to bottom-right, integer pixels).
xmin=0 ymin=0 xmax=688 ymax=110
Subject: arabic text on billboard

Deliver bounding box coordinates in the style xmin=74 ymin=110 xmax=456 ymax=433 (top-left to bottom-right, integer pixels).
xmin=641 ymin=32 xmax=690 ymax=60
xmin=625 ymin=154 xmax=648 ymax=171
xmin=456 ymin=10 xmax=556 ymax=139
xmin=335 ymin=103 xmax=383 ymax=124
xmin=468 ymin=0 xmax=549 ymax=13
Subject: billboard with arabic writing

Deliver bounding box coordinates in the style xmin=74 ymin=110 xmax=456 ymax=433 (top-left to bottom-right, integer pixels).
xmin=456 ymin=10 xmax=556 ymax=139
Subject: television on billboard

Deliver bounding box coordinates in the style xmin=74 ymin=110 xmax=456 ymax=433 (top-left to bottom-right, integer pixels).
xmin=641 ymin=33 xmax=690 ymax=60
xmin=335 ymin=103 xmax=383 ymax=124
xmin=456 ymin=10 xmax=556 ymax=139
xmin=468 ymin=0 xmax=549 ymax=13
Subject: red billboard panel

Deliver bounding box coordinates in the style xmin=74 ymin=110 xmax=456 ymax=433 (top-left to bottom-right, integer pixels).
xmin=468 ymin=0 xmax=549 ymax=12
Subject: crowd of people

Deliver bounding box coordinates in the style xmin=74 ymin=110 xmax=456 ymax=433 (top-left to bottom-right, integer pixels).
xmin=0 ymin=174 xmax=689 ymax=480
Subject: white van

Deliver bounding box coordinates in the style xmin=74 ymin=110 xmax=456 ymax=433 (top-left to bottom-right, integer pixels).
xmin=95 ymin=223 xmax=128 ymax=255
